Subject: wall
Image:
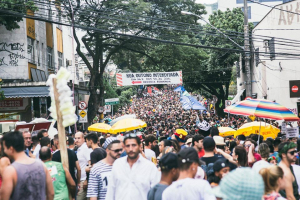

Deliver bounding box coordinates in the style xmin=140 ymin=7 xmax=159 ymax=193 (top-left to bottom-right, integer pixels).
xmin=0 ymin=21 xmax=28 ymax=79
xmin=251 ymin=0 xmax=300 ymax=113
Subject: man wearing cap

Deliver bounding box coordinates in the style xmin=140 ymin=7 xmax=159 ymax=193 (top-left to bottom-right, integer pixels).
xmin=278 ymin=141 xmax=299 ymax=200
xmin=212 ymin=168 xmax=264 ymax=200
xmin=147 ymin=153 xmax=179 ymax=200
xmin=87 ymin=138 xmax=122 ymax=200
xmin=162 ymin=147 xmax=216 ymax=200
xmin=208 ymin=159 xmax=230 ymax=186
xmin=174 ymin=129 xmax=188 ymax=149
xmin=105 ymin=133 xmax=160 ymax=200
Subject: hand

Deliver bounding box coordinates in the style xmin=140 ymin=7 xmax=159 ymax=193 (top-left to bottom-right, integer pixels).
xmin=216 ymin=148 xmax=223 ymax=154
xmin=250 ymin=144 xmax=255 ymax=150
xmin=83 ymin=180 xmax=88 ymax=191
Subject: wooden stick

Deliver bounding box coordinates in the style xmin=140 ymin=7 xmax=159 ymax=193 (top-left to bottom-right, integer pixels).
xmin=53 ymin=78 xmax=69 ymax=169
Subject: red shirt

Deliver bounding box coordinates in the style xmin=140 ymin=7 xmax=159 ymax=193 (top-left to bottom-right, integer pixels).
xmin=198 ymin=149 xmax=205 ymax=158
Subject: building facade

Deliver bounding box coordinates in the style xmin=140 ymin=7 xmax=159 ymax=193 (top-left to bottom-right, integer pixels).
xmin=237 ymin=0 xmax=300 ymax=117
xmin=218 ymin=0 xmax=292 ymax=25
xmin=0 ymin=1 xmax=86 ymax=122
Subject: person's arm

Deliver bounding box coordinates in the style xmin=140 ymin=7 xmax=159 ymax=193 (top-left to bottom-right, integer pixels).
xmin=63 ymin=165 xmax=76 ymax=198
xmin=248 ymin=144 xmax=255 ymax=164
xmin=75 ymin=161 xmax=81 ymax=185
xmin=87 ymin=169 xmax=101 ymax=200
xmin=44 ymin=165 xmax=55 ymax=200
xmin=0 ymin=157 xmax=10 ymax=177
xmin=0 ymin=166 xmax=15 ymax=200
xmin=216 ymin=149 xmax=237 ymax=165
xmin=285 ymin=172 xmax=296 ymax=200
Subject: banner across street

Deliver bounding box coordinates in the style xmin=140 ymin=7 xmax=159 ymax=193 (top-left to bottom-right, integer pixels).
xmin=116 ymin=71 xmax=182 ymax=86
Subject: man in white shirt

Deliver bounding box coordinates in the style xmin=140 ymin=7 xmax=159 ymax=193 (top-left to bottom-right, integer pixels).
xmin=105 ymin=133 xmax=160 ymax=200
xmin=162 ymin=147 xmax=216 ymax=200
xmin=75 ymin=132 xmax=93 ymax=200
xmin=144 ymin=135 xmax=156 ymax=161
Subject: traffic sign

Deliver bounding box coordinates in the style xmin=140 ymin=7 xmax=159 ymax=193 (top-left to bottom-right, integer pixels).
xmin=98 ymin=106 xmax=104 ymax=113
xmin=105 ymin=98 xmax=119 ymax=105
xmin=79 ymin=110 xmax=87 ymax=118
xmin=292 ymin=85 xmax=298 ymax=93
xmin=78 ymin=101 xmax=87 ymax=110
xmin=78 ymin=109 xmax=87 ymax=123
xmin=105 ymin=105 xmax=111 ymax=113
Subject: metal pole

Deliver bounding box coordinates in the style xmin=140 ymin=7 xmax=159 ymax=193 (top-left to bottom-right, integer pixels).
xmin=112 ymin=105 xmax=113 ymax=117
xmin=244 ymin=0 xmax=252 ymax=97
xmin=67 ymin=0 xmax=77 ymax=133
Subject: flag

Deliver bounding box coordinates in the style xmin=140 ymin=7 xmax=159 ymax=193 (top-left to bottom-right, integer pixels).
xmin=182 ymin=91 xmax=190 ymax=96
xmin=174 ymin=86 xmax=185 ymax=92
xmin=147 ymin=87 xmax=152 ymax=94
xmin=180 ymin=96 xmax=206 ymax=110
xmin=197 ymin=120 xmax=211 ymax=131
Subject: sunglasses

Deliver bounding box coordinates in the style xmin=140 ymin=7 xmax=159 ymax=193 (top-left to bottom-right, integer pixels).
xmin=244 ymin=144 xmax=251 ymax=148
xmin=288 ymin=150 xmax=297 ymax=155
xmin=110 ymin=148 xmax=123 ymax=153
xmin=124 ymin=133 xmax=137 ymax=139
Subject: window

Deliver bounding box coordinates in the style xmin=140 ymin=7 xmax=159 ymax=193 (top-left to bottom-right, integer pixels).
xmin=47 ymin=47 xmax=53 ymax=70
xmin=58 ymin=51 xmax=63 ymax=68
xmin=27 ymin=37 xmax=35 ymax=64
xmin=241 ymin=6 xmax=251 ymax=19
xmin=37 ymin=41 xmax=40 ymax=66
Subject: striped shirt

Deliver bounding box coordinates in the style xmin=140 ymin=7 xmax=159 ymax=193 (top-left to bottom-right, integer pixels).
xmin=87 ymin=161 xmax=112 ymax=200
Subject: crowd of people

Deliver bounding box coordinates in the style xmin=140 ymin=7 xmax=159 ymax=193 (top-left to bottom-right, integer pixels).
xmin=0 ymin=86 xmax=299 ymax=200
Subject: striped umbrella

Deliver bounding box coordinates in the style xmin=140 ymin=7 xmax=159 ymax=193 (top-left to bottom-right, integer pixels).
xmin=224 ymin=99 xmax=299 ymax=121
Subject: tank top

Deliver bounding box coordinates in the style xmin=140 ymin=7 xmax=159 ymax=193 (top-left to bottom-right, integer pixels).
xmin=45 ymin=161 xmax=69 ymax=200
xmin=10 ymin=160 xmax=46 ymax=200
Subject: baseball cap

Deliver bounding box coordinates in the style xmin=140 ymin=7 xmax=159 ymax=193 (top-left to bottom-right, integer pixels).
xmin=103 ymin=137 xmax=118 ymax=149
xmin=213 ymin=159 xmax=230 ymax=172
xmin=212 ymin=168 xmax=264 ymax=200
xmin=159 ymin=153 xmax=178 ymax=170
xmin=213 ymin=136 xmax=226 ymax=146
xmin=178 ymin=147 xmax=200 ymax=165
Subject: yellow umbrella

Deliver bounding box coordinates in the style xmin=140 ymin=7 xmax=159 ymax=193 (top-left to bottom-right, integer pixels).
xmin=110 ymin=118 xmax=147 ymax=134
xmin=235 ymin=122 xmax=280 ymax=140
xmin=88 ymin=123 xmax=111 ymax=133
xmin=218 ymin=127 xmax=237 ymax=137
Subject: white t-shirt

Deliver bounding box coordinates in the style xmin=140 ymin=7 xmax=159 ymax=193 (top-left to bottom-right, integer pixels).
xmin=144 ymin=149 xmax=156 ymax=161
xmin=252 ymin=160 xmax=270 ymax=174
xmin=162 ymin=178 xmax=216 ymax=200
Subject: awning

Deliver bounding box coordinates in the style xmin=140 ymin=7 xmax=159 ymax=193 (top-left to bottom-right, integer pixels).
xmin=2 ymin=86 xmax=49 ymax=98
xmin=231 ymin=89 xmax=245 ymax=104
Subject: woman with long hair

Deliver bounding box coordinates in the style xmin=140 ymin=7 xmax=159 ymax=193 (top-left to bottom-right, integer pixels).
xmin=217 ymin=145 xmax=248 ymax=167
xmin=260 ymin=166 xmax=286 ymax=200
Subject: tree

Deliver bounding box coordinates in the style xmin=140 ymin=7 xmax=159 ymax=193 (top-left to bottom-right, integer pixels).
xmin=61 ymin=0 xmax=206 ymax=124
xmin=0 ymin=0 xmax=36 ymax=30
xmin=195 ymin=8 xmax=254 ymax=115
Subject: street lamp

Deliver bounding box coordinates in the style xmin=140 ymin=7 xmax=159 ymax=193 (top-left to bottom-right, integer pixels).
xmin=181 ymin=11 xmax=244 ymax=50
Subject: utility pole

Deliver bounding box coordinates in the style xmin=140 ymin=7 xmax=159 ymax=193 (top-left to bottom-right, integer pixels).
xmin=244 ymin=0 xmax=252 ymax=97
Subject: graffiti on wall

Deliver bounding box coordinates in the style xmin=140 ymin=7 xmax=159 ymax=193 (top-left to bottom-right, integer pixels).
xmin=0 ymin=42 xmax=26 ymax=66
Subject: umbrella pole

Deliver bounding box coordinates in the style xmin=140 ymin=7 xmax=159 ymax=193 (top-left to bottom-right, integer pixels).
xmin=258 ymin=119 xmax=262 ymax=146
